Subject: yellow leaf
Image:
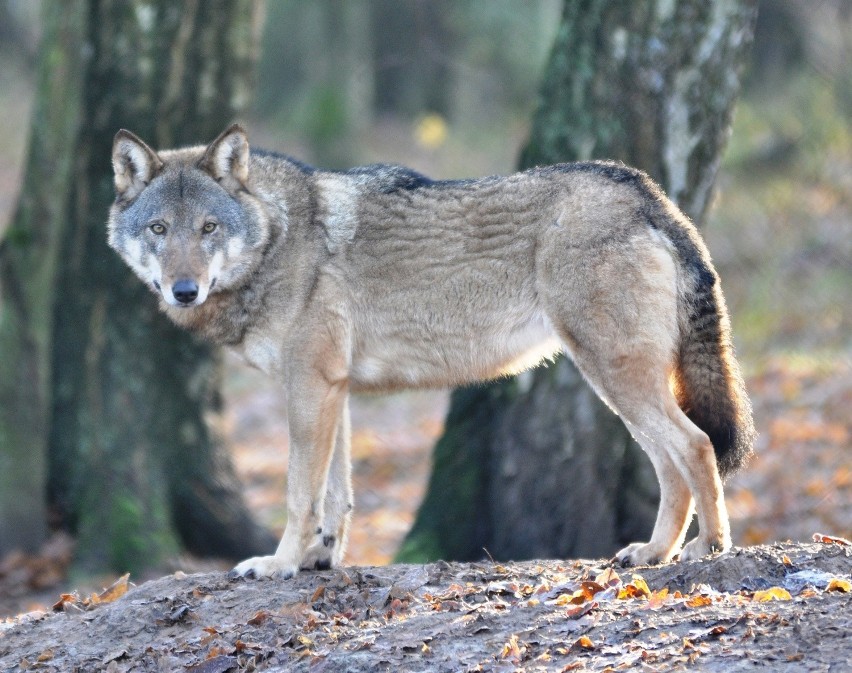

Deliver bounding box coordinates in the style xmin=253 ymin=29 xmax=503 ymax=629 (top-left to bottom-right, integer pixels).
xmin=826 ymin=578 xmax=851 ymax=593
xmin=97 ymin=573 xmax=131 ymax=604
xmin=753 ymin=587 xmax=792 ymax=602
xmin=686 ymin=594 xmax=713 ymax=608
xmin=617 ymin=575 xmax=650 ymax=599
xmin=647 ymin=587 xmax=669 ymax=609
xmin=501 ymin=634 xmax=524 ymax=660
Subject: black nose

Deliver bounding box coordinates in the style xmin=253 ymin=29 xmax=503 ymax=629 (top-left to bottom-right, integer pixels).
xmin=172 ymin=279 xmax=199 ymax=304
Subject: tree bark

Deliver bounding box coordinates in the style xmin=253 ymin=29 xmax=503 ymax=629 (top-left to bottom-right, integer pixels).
xmin=0 ymin=2 xmax=88 ymax=555
xmin=0 ymin=0 xmax=274 ymax=572
xmin=400 ymin=0 xmax=757 ymax=563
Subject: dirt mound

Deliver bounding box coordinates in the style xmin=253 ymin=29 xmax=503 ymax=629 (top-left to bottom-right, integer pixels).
xmin=1 ymin=541 xmax=849 ymax=672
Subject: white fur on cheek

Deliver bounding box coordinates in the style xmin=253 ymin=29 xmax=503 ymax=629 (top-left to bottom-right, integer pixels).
xmin=146 ymin=253 xmax=162 ymax=285
xmin=121 ymin=239 xmax=151 ymax=282
xmin=226 ymin=237 xmax=245 ymax=259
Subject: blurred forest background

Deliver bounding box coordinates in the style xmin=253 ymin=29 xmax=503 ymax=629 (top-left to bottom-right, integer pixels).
xmin=0 ymin=0 xmax=849 ymax=614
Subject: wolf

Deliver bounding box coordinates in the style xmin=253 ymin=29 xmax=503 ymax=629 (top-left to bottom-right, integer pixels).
xmin=108 ymin=124 xmax=754 ymax=578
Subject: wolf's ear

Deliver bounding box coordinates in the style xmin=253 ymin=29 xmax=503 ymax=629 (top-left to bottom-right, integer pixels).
xmin=198 ymin=123 xmax=250 ymax=193
xmin=112 ymin=130 xmax=163 ymax=203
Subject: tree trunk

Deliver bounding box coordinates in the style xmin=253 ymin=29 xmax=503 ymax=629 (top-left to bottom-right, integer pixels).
xmin=399 ymin=0 xmax=757 ymax=563
xmin=0 ymin=0 xmax=274 ymax=573
xmin=0 ymin=3 xmax=88 ymax=555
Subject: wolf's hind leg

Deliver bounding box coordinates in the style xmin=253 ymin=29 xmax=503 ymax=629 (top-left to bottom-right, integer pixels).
xmin=300 ymin=398 xmax=353 ymax=571
xmin=573 ymin=350 xmax=696 ymax=565
xmin=569 ymin=345 xmax=730 ymax=566
xmin=542 ymin=236 xmax=730 ymax=565
xmin=615 ymin=432 xmax=694 ymax=566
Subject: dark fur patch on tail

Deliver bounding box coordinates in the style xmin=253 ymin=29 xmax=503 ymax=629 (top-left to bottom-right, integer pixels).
xmin=673 ymin=271 xmax=755 ymax=477
xmin=665 ymin=220 xmax=755 ymax=478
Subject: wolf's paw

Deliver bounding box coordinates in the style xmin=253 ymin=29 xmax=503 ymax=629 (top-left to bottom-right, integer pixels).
xmin=299 ymin=533 xmax=339 ymax=572
xmin=614 ymin=542 xmax=674 ymax=568
xmin=679 ymin=535 xmax=730 ymax=562
xmin=228 ymin=555 xmax=298 ymax=580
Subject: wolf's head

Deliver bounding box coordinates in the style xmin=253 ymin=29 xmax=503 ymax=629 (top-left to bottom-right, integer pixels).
xmin=107 ymin=124 xmax=270 ymax=308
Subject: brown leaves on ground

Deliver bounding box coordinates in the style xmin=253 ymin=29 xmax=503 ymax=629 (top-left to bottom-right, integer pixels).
xmin=51 ymin=573 xmax=132 ymax=613
xmin=4 ymin=542 xmax=848 ymax=672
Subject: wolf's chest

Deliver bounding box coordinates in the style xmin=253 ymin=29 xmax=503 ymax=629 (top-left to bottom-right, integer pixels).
xmin=234 ymin=329 xmax=284 ymax=375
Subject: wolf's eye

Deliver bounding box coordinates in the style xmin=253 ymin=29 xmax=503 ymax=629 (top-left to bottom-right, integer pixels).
xmin=150 ymin=222 xmax=166 ymax=235
xmin=202 ymin=220 xmax=218 ymax=234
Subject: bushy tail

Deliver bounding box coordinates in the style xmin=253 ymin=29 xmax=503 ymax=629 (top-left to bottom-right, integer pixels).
xmin=674 ymin=265 xmax=754 ymax=477
xmin=651 ymin=201 xmax=755 ymax=478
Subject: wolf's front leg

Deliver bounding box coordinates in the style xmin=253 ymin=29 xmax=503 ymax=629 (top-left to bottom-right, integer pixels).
xmin=300 ymin=398 xmax=353 ymax=571
xmin=232 ymin=368 xmax=349 ymax=580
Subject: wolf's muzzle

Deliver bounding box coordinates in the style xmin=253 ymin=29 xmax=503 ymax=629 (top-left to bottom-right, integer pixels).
xmin=172 ymin=279 xmax=199 ymax=305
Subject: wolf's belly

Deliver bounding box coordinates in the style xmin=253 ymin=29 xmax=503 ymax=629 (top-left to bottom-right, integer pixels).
xmin=349 ymin=311 xmax=562 ymax=392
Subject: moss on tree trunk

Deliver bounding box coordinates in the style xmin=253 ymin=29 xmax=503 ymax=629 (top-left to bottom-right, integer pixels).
xmin=399 ymin=0 xmax=757 ymax=564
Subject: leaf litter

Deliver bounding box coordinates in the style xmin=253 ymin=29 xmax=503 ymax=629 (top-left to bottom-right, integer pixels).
xmin=1 ymin=541 xmax=849 ymax=672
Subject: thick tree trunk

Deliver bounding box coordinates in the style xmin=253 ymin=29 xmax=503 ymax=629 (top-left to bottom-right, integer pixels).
xmin=0 ymin=0 xmax=273 ymax=572
xmin=400 ymin=0 xmax=757 ymax=563
xmin=0 ymin=3 xmax=88 ymax=555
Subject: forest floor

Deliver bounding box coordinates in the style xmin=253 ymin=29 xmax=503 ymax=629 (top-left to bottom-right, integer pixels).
xmin=2 ymin=360 xmax=848 ymax=672
xmin=0 ymin=352 xmax=849 ymax=620
xmin=1 ymin=541 xmax=850 ymax=672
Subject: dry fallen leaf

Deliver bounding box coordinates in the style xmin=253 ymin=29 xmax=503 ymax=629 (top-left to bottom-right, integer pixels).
xmin=52 ymin=593 xmax=79 ymax=612
xmin=647 ymin=587 xmax=670 ymax=609
xmin=96 ymin=573 xmax=131 ymax=604
xmin=572 ymin=635 xmax=595 ymax=651
xmin=501 ymin=634 xmax=526 ymax=660
xmin=311 ymin=584 xmax=326 ymax=602
xmin=753 ymin=587 xmax=792 ymax=602
xmin=560 ymin=662 xmax=586 ymax=671
xmin=686 ymin=594 xmax=713 ymax=608
xmin=595 ymin=567 xmax=621 ymax=587
xmin=618 ymin=575 xmax=651 ymax=600
xmin=812 ymin=533 xmax=851 ymax=546
xmin=565 ymin=600 xmax=597 ymax=619
xmin=247 ymin=609 xmax=270 ymax=626
xmin=826 ymin=578 xmax=851 ymax=593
